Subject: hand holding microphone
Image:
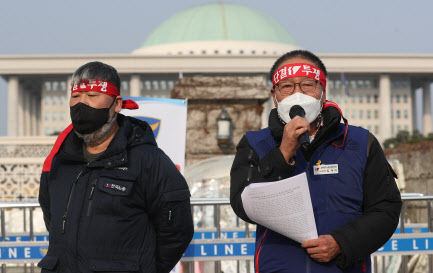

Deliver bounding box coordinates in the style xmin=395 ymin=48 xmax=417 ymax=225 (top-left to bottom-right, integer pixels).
xmin=289 ymin=105 xmax=311 ymax=151
xmin=279 ymin=105 xmax=311 ymax=162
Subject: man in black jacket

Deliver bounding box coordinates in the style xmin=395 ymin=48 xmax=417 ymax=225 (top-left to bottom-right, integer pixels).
xmin=38 ymin=61 xmax=194 ymax=273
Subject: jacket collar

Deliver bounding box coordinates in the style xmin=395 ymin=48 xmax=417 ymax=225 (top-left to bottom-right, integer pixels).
xmin=56 ymin=114 xmax=157 ymax=168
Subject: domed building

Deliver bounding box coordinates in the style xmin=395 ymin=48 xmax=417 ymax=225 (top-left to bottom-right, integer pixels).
xmin=132 ymin=3 xmax=299 ymax=56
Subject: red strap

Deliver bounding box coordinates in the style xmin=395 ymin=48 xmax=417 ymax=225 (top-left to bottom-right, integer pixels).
xmin=332 ymin=118 xmax=348 ymax=148
xmin=42 ymin=124 xmax=73 ymax=172
xmin=255 ymin=228 xmax=268 ymax=273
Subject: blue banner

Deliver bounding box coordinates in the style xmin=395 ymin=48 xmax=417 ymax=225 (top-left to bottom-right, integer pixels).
xmin=0 ymin=244 xmax=47 ymax=261
xmin=183 ymin=241 xmax=255 ymax=260
xmin=376 ymin=235 xmax=433 ymax=254
xmin=4 ymin=232 xmax=433 ymax=263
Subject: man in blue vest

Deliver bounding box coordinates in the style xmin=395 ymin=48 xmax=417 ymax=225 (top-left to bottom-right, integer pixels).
xmin=230 ymin=50 xmax=401 ymax=273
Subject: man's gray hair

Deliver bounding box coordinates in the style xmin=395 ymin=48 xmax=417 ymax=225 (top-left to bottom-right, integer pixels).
xmin=71 ymin=61 xmax=121 ymax=93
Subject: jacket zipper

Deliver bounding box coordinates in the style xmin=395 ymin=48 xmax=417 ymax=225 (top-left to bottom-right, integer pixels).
xmin=167 ymin=203 xmax=173 ymax=224
xmin=62 ymin=170 xmax=83 ymax=234
xmin=306 ymin=254 xmax=311 ymax=273
xmin=247 ymin=150 xmax=254 ymax=182
xmin=87 ymin=179 xmax=98 ymax=216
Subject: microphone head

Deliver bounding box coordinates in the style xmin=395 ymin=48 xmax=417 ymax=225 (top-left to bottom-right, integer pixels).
xmin=289 ymin=105 xmax=306 ymax=119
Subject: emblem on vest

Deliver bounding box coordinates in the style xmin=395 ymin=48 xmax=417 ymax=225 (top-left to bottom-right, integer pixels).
xmin=313 ymin=160 xmax=339 ymax=175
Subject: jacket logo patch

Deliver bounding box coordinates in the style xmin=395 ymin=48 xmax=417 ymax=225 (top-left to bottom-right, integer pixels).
xmin=104 ymin=183 xmax=127 ymax=192
xmin=131 ymin=116 xmax=161 ymax=139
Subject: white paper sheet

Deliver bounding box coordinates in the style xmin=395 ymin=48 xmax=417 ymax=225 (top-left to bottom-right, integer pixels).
xmin=241 ymin=172 xmax=318 ymax=243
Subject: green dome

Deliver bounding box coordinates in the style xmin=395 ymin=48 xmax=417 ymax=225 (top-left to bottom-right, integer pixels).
xmin=142 ymin=3 xmax=296 ymax=48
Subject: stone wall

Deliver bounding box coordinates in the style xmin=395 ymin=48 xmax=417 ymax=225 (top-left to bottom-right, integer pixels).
xmin=171 ymin=76 xmax=270 ymax=166
xmin=385 ymin=140 xmax=433 ymax=223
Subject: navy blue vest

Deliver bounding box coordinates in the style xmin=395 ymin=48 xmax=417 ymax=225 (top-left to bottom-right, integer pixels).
xmin=246 ymin=124 xmax=370 ymax=273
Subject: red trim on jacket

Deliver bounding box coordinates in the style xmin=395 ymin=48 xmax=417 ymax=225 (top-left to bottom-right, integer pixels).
xmin=255 ymin=228 xmax=268 ymax=273
xmin=332 ymin=117 xmax=348 ymax=148
xmin=42 ymin=124 xmax=73 ymax=172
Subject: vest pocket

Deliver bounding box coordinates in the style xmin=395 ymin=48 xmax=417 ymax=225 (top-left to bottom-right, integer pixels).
xmin=37 ymin=255 xmax=59 ymax=272
xmin=88 ymin=258 xmax=138 ymax=272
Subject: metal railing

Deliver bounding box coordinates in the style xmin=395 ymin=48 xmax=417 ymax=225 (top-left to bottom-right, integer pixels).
xmin=377 ymin=193 xmax=433 ymax=273
xmin=1 ymin=195 xmax=433 ymax=273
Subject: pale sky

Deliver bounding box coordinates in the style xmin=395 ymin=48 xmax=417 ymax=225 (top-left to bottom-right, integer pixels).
xmin=1 ymin=0 xmax=433 ymax=135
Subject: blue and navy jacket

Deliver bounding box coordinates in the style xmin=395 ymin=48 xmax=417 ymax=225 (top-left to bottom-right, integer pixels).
xmin=230 ymin=105 xmax=401 ymax=273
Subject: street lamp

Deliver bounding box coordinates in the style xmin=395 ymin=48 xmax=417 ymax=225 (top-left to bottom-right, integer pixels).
xmin=216 ymin=105 xmax=232 ymax=150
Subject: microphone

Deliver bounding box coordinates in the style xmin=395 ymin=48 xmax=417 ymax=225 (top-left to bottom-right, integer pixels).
xmin=289 ymin=105 xmax=311 ymax=151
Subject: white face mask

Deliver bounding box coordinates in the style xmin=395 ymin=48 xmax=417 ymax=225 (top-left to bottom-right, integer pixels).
xmin=275 ymin=92 xmax=323 ymax=124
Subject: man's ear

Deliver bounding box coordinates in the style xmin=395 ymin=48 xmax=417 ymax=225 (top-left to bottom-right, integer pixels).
xmin=114 ymin=96 xmax=123 ymax=113
xmin=271 ymin=88 xmax=278 ymax=108
xmin=322 ymin=89 xmax=327 ymax=104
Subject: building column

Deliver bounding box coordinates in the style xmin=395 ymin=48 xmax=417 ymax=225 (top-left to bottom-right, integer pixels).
xmin=23 ymin=89 xmax=32 ymax=136
xmin=411 ymin=87 xmax=418 ymax=133
xmin=130 ymin=75 xmax=141 ymax=97
xmin=379 ymin=74 xmax=392 ymax=142
xmin=423 ymin=82 xmax=432 ymax=136
xmin=7 ymin=77 xmax=19 ymax=136
xmin=17 ymin=87 xmax=25 ymax=136
xmin=31 ymin=93 xmax=38 ymax=136
xmin=36 ymin=94 xmax=42 ymax=135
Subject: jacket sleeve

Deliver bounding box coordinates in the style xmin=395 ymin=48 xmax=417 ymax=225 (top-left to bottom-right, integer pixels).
xmin=330 ymin=133 xmax=402 ymax=268
xmin=230 ymin=135 xmax=296 ymax=223
xmin=147 ymin=150 xmax=194 ymax=273
xmin=38 ymin=171 xmax=51 ymax=232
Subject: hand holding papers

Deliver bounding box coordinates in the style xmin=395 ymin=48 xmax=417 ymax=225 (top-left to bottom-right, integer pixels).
xmin=241 ymin=172 xmax=318 ymax=243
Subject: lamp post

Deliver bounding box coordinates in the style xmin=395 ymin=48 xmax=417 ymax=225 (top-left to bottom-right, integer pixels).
xmin=216 ymin=105 xmax=233 ymax=151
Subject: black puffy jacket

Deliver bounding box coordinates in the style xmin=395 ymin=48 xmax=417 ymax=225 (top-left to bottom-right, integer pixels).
xmin=38 ymin=114 xmax=194 ymax=273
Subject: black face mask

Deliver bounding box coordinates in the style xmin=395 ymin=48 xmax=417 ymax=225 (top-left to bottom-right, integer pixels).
xmin=70 ymin=100 xmax=115 ymax=134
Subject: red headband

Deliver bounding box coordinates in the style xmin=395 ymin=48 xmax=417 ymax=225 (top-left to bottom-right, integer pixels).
xmin=272 ymin=63 xmax=327 ymax=90
xmin=71 ymin=79 xmax=138 ymax=109
xmin=71 ymin=79 xmax=119 ymax=97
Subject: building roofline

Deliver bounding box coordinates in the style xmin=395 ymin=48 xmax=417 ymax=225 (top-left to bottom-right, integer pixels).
xmin=0 ymin=53 xmax=433 ymax=75
xmin=1 ymin=52 xmax=433 ymax=59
